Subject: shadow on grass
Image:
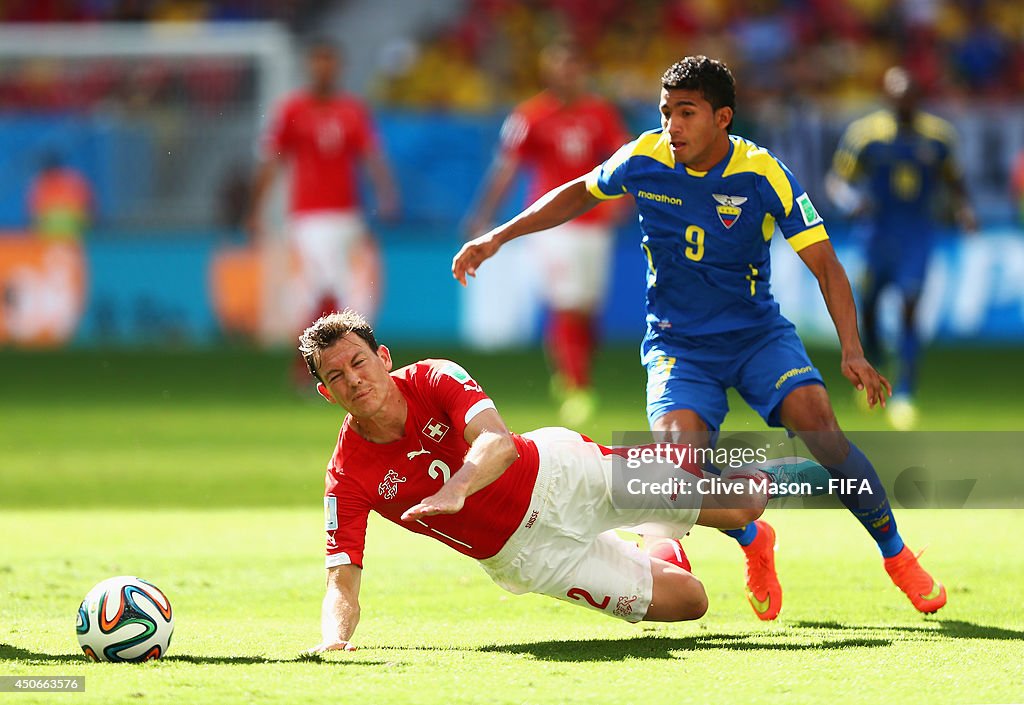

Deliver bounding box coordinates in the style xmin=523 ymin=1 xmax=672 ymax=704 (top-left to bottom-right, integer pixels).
xmin=793 ymin=619 xmax=1024 ymax=642
xmin=476 ymin=633 xmax=891 ymax=662
xmin=0 ymin=644 xmax=81 ymax=664
xmin=0 ymin=644 xmax=388 ymax=666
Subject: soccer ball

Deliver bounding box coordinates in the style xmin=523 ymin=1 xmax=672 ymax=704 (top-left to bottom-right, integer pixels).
xmin=76 ymin=576 xmax=174 ymax=662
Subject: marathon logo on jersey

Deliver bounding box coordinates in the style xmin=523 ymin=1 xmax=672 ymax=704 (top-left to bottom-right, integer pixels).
xmin=378 ymin=469 xmax=407 ymax=500
xmin=796 ymin=192 xmax=823 ymax=227
xmin=637 ymin=190 xmax=682 ymax=206
xmin=713 ymin=193 xmax=747 ymax=229
xmin=422 ymin=418 xmax=450 ymax=443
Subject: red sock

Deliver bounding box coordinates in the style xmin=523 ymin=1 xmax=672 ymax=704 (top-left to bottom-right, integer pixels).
xmin=648 ymin=538 xmax=692 ymax=572
xmin=546 ymin=310 xmax=595 ymax=389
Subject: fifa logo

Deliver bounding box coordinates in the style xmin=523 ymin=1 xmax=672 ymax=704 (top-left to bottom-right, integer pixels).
xmin=378 ymin=469 xmax=407 ymax=500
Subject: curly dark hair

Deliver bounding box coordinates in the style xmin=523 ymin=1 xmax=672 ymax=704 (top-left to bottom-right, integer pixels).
xmin=661 ymin=56 xmax=736 ymax=129
xmin=298 ymin=309 xmax=379 ymax=382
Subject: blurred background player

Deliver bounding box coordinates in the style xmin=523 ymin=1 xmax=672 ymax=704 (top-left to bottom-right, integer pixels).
xmin=247 ymin=37 xmax=400 ymax=384
xmin=463 ymin=39 xmax=630 ymax=426
xmin=827 ymin=66 xmax=977 ymax=430
xmin=28 ymin=151 xmax=93 ymax=241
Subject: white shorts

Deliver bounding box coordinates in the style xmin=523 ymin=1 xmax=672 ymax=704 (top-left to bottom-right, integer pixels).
xmin=530 ymin=223 xmax=613 ymax=311
xmin=478 ymin=427 xmax=701 ymax=623
xmin=290 ymin=210 xmax=378 ymax=317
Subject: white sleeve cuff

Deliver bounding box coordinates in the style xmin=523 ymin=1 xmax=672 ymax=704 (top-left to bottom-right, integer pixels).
xmin=464 ymin=398 xmax=497 ymax=425
xmin=325 ymin=552 xmax=352 ymax=569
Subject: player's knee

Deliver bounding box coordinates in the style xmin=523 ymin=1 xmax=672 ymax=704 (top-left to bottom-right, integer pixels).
xmin=716 ymin=487 xmax=766 ymax=528
xmin=724 ymin=503 xmax=763 ymax=529
xmin=674 ymin=579 xmax=709 ymax=621
xmin=647 ymin=566 xmax=708 ymax=622
xmin=735 ymin=501 xmax=764 ymax=527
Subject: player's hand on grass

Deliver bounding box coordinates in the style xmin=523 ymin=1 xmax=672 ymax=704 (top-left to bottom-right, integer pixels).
xmin=301 ymin=641 xmax=357 ymax=657
xmin=842 ymin=354 xmax=892 ymax=409
xmin=452 ymin=233 xmax=502 ymax=286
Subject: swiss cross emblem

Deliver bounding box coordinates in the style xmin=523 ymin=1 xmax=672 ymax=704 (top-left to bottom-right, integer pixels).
xmin=422 ymin=418 xmax=450 ymax=442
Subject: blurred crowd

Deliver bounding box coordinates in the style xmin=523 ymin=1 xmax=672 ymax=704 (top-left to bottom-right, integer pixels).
xmin=2 ymin=0 xmax=1021 ymax=114
xmin=374 ymin=0 xmax=1024 ymax=112
xmin=0 ymin=0 xmax=305 ymax=23
xmin=0 ymin=0 xmax=310 ymax=113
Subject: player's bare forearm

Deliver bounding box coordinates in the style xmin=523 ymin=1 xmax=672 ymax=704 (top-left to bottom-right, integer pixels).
xmin=452 ymin=177 xmax=599 ymax=285
xmin=501 ymin=177 xmax=598 ymax=240
xmin=798 ymin=240 xmax=892 ymax=406
xmin=401 ymin=410 xmax=519 ymax=521
xmin=305 ymin=565 xmax=361 ymax=654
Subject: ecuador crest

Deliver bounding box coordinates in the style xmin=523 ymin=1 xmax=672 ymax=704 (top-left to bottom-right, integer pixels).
xmin=713 ymin=193 xmax=746 ymax=229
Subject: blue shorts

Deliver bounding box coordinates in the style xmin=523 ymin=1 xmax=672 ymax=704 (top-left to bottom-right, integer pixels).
xmin=863 ymin=230 xmax=934 ymax=298
xmin=642 ymin=319 xmax=824 ymax=433
xmin=862 ymin=251 xmax=931 ymax=299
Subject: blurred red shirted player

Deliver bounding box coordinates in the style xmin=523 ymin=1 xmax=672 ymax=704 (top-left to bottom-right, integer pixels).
xmin=248 ymin=38 xmax=399 ymax=348
xmin=464 ymin=39 xmax=629 ymax=425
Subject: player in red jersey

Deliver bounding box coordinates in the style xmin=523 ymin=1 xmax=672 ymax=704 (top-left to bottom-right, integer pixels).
xmin=248 ymin=38 xmax=399 ymax=330
xmin=464 ymin=40 xmax=630 ymax=425
xmin=297 ymin=310 xmax=820 ymax=653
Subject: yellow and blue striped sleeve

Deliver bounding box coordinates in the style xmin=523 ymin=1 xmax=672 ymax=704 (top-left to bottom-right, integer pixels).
xmin=585 ymin=139 xmax=635 ymax=200
xmin=754 ymin=153 xmax=829 ymax=253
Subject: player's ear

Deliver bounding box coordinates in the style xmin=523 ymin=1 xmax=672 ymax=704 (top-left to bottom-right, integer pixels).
xmin=715 ymin=106 xmax=733 ymax=130
xmin=377 ymin=344 xmax=393 ymax=372
xmin=316 ymin=382 xmax=335 ymax=403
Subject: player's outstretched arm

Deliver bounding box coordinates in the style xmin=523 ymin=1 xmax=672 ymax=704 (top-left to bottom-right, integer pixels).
xmin=452 ymin=176 xmax=599 ymax=286
xmin=303 ymin=564 xmax=361 ymax=655
xmin=797 ymin=240 xmax=892 ymax=408
xmin=401 ymin=408 xmax=519 ymax=522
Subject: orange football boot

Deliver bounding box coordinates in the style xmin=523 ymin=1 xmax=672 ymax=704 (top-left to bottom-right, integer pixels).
xmin=742 ymin=520 xmax=782 ymax=621
xmin=884 ymin=546 xmax=946 ymax=613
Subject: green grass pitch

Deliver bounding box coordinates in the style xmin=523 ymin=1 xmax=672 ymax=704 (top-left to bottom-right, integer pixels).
xmin=1 ymin=345 xmax=1022 ymax=704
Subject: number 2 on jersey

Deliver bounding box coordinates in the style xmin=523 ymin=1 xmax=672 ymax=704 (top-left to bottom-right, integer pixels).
xmin=684 ymin=225 xmax=705 ymax=261
xmin=428 ymin=459 xmax=451 ymax=483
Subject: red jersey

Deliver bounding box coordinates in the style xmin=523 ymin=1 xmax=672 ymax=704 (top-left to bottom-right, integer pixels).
xmin=264 ymin=91 xmax=380 ymax=214
xmin=323 ymin=359 xmax=540 ymax=568
xmin=500 ymin=91 xmax=629 ymax=225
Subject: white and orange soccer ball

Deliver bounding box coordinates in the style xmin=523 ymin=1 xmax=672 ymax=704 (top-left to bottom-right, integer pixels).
xmin=76 ymin=576 xmax=174 ymax=662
